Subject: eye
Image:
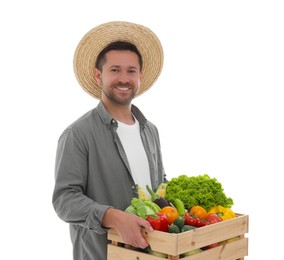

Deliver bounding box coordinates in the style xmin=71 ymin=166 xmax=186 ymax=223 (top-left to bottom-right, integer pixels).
xmin=110 ymin=68 xmax=119 ymax=72
xmin=129 ymin=68 xmax=138 ymax=73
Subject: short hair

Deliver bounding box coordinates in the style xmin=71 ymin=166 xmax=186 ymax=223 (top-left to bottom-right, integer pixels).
xmin=95 ymin=41 xmax=143 ymax=71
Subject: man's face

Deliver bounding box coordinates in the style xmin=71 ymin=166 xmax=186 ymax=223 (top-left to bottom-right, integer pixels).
xmin=95 ymin=50 xmax=142 ymax=105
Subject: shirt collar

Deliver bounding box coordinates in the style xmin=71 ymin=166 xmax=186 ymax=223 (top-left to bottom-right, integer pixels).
xmin=97 ymin=101 xmax=147 ymax=129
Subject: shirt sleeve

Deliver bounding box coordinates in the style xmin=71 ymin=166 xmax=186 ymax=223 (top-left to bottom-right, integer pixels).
xmin=52 ymin=126 xmax=110 ymax=234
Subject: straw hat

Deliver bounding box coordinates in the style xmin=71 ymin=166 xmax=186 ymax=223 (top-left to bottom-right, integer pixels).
xmin=73 ymin=21 xmax=164 ymax=99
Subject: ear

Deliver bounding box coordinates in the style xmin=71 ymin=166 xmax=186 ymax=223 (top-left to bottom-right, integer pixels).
xmin=94 ymin=68 xmax=102 ymax=85
xmin=139 ymin=71 xmax=142 ymax=84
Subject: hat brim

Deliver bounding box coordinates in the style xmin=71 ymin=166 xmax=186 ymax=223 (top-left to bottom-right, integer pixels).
xmin=73 ymin=21 xmax=164 ymax=99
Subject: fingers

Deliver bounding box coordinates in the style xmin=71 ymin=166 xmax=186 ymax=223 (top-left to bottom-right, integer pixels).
xmin=131 ymin=236 xmax=149 ymax=249
xmin=115 ymin=213 xmax=154 ymax=249
xmin=137 ymin=217 xmax=153 ymax=232
xmin=135 ymin=220 xmax=153 ymax=248
xmin=144 ymin=223 xmax=153 ymax=232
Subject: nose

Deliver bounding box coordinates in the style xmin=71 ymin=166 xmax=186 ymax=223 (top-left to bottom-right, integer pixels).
xmin=118 ymin=71 xmax=130 ymax=84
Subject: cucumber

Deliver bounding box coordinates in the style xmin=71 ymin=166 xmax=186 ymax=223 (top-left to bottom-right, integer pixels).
xmin=173 ymin=198 xmax=185 ymax=216
xmin=173 ymin=216 xmax=185 ymax=229
xmin=168 ymin=223 xmax=180 ymax=233
xmin=181 ymin=225 xmax=196 ymax=232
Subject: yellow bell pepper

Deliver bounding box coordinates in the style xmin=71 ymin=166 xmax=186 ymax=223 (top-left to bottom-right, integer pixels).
xmin=207 ymin=205 xmax=236 ymax=220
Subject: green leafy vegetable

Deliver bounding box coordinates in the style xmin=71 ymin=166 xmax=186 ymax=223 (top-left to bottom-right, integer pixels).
xmin=136 ymin=206 xmax=155 ymax=219
xmin=130 ymin=198 xmax=155 ymax=219
xmin=125 ymin=205 xmax=137 ymax=215
xmin=131 ymin=198 xmax=145 ymax=209
xmin=165 ymin=174 xmax=233 ymax=211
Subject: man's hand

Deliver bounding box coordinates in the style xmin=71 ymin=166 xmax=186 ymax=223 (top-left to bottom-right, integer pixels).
xmin=102 ymin=208 xmax=153 ymax=248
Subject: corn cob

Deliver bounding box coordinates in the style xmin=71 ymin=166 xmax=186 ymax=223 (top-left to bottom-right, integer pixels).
xmin=155 ymin=182 xmax=168 ymax=198
xmin=136 ymin=184 xmax=149 ymax=200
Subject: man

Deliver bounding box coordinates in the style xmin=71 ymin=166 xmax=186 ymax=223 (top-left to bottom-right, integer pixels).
xmin=52 ymin=21 xmax=166 ymax=259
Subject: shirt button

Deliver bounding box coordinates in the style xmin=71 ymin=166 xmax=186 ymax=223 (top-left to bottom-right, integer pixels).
xmin=132 ymin=186 xmax=135 ymax=190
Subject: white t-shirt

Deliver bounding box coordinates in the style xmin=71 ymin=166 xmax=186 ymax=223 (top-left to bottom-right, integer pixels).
xmin=116 ymin=117 xmax=152 ymax=191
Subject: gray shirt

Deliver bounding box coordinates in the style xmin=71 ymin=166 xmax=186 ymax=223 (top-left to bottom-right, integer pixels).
xmin=52 ymin=101 xmax=166 ymax=260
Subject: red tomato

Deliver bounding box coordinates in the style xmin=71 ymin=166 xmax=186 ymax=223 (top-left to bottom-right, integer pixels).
xmin=205 ymin=213 xmax=222 ymax=224
xmin=195 ymin=217 xmax=207 ymax=227
xmin=183 ymin=212 xmax=197 ymax=226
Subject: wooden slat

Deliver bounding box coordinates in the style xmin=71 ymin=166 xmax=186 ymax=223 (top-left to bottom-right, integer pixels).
xmin=107 ymin=244 xmax=164 ymax=260
xmin=177 ymin=214 xmax=248 ymax=254
xmin=107 ymin=214 xmax=249 ymax=259
xmin=182 ymin=238 xmax=248 ymax=260
xmin=108 ymin=238 xmax=248 ymax=260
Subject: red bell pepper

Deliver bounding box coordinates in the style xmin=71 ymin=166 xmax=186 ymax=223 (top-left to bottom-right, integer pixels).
xmin=146 ymin=212 xmax=169 ymax=232
xmin=205 ymin=213 xmax=222 ymax=224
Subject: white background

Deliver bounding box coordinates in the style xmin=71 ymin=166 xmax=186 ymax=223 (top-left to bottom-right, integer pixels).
xmin=1 ymin=1 xmax=283 ymax=259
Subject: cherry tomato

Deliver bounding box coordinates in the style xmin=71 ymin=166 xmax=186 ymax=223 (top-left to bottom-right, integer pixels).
xmin=194 ymin=217 xmax=207 ymax=227
xmin=183 ymin=212 xmax=197 ymax=226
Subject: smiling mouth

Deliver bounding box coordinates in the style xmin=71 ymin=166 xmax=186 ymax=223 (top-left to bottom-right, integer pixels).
xmin=117 ymin=87 xmax=130 ymax=91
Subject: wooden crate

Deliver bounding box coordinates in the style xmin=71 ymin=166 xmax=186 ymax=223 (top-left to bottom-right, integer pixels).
xmin=107 ymin=213 xmax=248 ymax=259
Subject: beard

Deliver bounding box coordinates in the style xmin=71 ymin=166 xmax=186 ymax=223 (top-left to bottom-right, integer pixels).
xmin=102 ymin=82 xmax=138 ymax=105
